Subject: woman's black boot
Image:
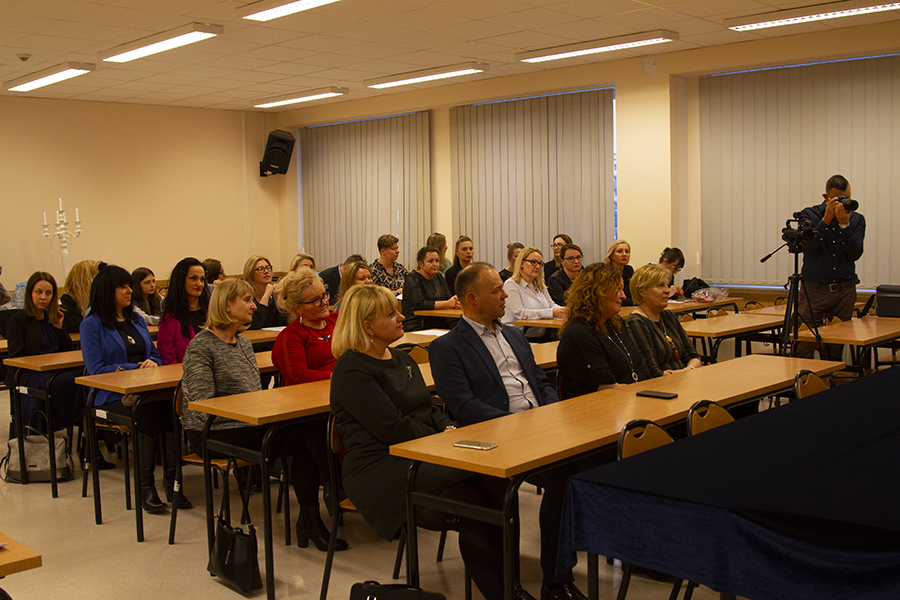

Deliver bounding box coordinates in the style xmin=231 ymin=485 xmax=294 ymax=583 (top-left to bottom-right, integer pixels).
xmin=296 ymin=504 xmax=348 ymax=551
xmin=137 ymin=432 xmax=166 ymax=514
xmin=163 ymin=433 xmax=193 ymax=509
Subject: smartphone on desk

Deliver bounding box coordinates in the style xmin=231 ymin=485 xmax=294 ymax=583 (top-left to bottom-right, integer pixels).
xmin=453 ymin=440 xmax=497 ymax=451
xmin=636 ymin=390 xmax=678 ymax=400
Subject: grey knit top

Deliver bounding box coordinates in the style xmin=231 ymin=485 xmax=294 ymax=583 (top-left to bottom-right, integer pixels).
xmin=181 ymin=328 xmax=261 ymax=432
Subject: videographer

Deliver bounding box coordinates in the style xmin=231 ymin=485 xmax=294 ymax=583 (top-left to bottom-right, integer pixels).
xmin=798 ymin=174 xmax=865 ymax=360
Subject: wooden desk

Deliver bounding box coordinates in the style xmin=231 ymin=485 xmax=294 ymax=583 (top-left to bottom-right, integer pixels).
xmin=513 ymin=318 xmax=564 ymax=329
xmin=0 ymin=532 xmax=42 ymax=578
xmin=0 ymin=338 xmax=7 ymax=356
xmin=68 ymin=325 xmax=158 ymax=346
xmin=4 ymin=350 xmax=85 ymax=372
xmin=793 ymin=316 xmax=900 ymax=370
xmin=241 ymin=328 xmax=280 ymax=345
xmin=413 ymin=308 xmax=462 ymax=319
xmin=620 ymin=296 xmax=742 ymax=317
xmin=391 ymin=355 xmax=843 ymax=600
xmin=680 ymin=312 xmax=785 ymax=359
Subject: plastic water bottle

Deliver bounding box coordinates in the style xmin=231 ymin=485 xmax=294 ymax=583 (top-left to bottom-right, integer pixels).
xmin=14 ymin=282 xmax=26 ymax=309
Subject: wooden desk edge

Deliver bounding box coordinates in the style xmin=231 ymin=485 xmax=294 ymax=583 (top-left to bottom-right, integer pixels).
xmin=0 ymin=534 xmax=42 ymax=578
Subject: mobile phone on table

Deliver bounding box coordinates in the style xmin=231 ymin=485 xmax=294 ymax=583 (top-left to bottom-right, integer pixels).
xmin=453 ymin=440 xmax=497 ymax=451
xmin=636 ymin=390 xmax=678 ymax=400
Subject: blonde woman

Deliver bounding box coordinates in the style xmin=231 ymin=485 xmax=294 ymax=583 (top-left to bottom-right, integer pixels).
xmin=334 ymin=261 xmax=372 ymax=311
xmin=60 ymin=259 xmax=100 ymax=333
xmin=544 ymin=234 xmax=572 ymax=284
xmin=502 ymin=247 xmax=565 ymax=342
xmin=426 ymin=232 xmax=451 ymax=275
xmin=243 ymin=254 xmax=286 ymax=330
xmin=329 ymin=284 xmax=512 ymax=599
xmin=289 ymin=252 xmax=316 ymax=272
xmin=604 ymin=239 xmax=634 ymax=306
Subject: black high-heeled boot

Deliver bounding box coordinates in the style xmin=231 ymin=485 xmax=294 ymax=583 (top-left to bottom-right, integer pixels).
xmin=296 ymin=504 xmax=348 ymax=551
xmin=137 ymin=432 xmax=166 ymax=514
xmin=163 ymin=433 xmax=193 ymax=509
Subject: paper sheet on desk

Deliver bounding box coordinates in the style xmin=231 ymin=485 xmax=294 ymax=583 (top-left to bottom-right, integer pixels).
xmin=415 ymin=329 xmax=450 ymax=336
xmin=262 ymin=326 xmax=287 ymax=331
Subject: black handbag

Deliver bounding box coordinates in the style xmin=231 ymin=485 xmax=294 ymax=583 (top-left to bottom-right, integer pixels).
xmin=349 ymin=581 xmax=447 ymax=600
xmin=207 ymin=512 xmax=262 ymax=594
xmin=682 ymin=277 xmax=710 ymax=297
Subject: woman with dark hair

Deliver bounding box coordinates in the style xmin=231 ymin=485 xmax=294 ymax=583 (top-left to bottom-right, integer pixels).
xmin=334 ymin=261 xmax=372 ymax=312
xmin=444 ymin=235 xmax=474 ymax=295
xmin=401 ymin=246 xmax=458 ymax=332
xmin=543 ymin=234 xmax=572 ymax=284
xmin=80 ymin=265 xmax=188 ymax=512
xmin=131 ymin=267 xmax=163 ymax=326
xmin=370 ymin=234 xmax=407 ymax=296
xmin=5 ymin=272 xmax=85 ymax=438
xmin=499 ymin=242 xmax=524 ymax=282
xmin=157 ymin=257 xmax=210 ymax=366
xmin=202 ymin=258 xmax=225 ymax=294
xmin=659 ymin=247 xmax=685 ymax=298
xmin=556 ymin=263 xmax=649 ymax=399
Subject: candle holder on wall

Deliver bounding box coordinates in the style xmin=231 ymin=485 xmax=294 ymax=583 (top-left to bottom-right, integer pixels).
xmin=42 ymin=197 xmax=83 ymax=276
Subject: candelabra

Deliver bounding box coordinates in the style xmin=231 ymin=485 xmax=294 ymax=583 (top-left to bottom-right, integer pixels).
xmin=43 ymin=197 xmax=82 ymax=276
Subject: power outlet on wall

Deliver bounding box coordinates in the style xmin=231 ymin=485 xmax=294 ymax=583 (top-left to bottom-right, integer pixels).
xmin=642 ymin=55 xmax=658 ymax=75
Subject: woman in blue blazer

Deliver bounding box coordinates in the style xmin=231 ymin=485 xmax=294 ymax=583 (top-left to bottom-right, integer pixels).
xmin=80 ymin=265 xmax=190 ymax=513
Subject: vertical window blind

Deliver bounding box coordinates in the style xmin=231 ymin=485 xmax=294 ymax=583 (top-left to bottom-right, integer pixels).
xmin=300 ymin=111 xmax=431 ymax=270
xmin=450 ymin=89 xmax=615 ymax=269
xmin=700 ymin=55 xmax=900 ymax=289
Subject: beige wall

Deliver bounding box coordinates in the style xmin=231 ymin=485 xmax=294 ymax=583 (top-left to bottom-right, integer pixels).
xmin=0 ymin=97 xmax=286 ymax=289
xmin=275 ymin=20 xmax=900 ymax=269
xmin=2 ymin=20 xmax=897 ymax=291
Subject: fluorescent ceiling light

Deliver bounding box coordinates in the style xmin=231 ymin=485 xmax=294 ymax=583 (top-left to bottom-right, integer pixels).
xmin=253 ymin=86 xmax=349 ymax=108
xmin=240 ymin=0 xmax=341 ymax=22
xmin=100 ymin=23 xmax=223 ymax=63
xmin=6 ymin=62 xmax=95 ymax=92
xmin=725 ymin=1 xmax=900 ymax=31
xmin=517 ymin=30 xmax=679 ymax=64
xmin=366 ymin=62 xmax=489 ymax=89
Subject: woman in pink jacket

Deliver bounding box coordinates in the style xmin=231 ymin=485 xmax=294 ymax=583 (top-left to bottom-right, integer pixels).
xmin=157 ymin=257 xmax=210 ymax=366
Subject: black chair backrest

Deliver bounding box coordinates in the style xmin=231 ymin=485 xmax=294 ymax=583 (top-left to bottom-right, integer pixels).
xmin=0 ymin=308 xmax=19 ymax=339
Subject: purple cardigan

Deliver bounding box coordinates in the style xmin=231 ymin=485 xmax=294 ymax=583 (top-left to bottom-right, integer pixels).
xmin=156 ymin=313 xmax=200 ymax=365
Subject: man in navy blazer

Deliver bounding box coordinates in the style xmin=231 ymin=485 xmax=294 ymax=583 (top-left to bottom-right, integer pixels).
xmin=319 ymin=253 xmax=366 ymax=306
xmin=430 ymin=263 xmax=586 ymax=600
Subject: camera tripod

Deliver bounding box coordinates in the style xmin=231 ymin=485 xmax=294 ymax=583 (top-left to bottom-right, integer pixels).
xmin=760 ymin=242 xmax=821 ymax=356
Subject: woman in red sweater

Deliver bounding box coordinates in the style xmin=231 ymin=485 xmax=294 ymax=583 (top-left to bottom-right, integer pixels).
xmin=272 ymin=267 xmax=347 ymax=552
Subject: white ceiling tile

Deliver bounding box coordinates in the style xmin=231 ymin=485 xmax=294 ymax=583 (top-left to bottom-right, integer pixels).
xmin=257 ymin=61 xmax=328 ymax=76
xmin=370 ymin=9 xmax=470 ymax=31
xmin=332 ymin=42 xmax=413 ymax=59
xmin=551 ymin=0 xmax=648 ymax=18
xmin=482 ymin=30 xmax=572 ymax=50
xmin=603 ymin=7 xmax=689 ymax=29
xmin=200 ymin=54 xmax=280 ymax=70
xmin=431 ymin=0 xmax=535 ymax=20
xmin=678 ymin=30 xmax=760 ymax=46
xmin=239 ymin=45 xmax=319 ymax=61
xmin=667 ymin=0 xmax=768 ymax=19
xmin=429 ymin=19 xmax=521 ymax=41
xmin=278 ymin=34 xmax=363 ymax=52
xmin=534 ymin=19 xmax=637 ymax=40
xmin=313 ymin=0 xmax=414 ymax=22
xmin=483 ymin=7 xmax=582 ymax=29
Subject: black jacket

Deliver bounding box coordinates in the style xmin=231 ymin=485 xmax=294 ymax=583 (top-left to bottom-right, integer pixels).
xmin=4 ymin=309 xmax=73 ymax=386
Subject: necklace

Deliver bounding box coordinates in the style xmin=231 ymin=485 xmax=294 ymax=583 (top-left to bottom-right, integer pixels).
xmin=639 ymin=308 xmax=680 ymax=361
xmin=606 ymin=326 xmax=639 ymax=382
xmin=302 ymin=321 xmax=332 ymax=341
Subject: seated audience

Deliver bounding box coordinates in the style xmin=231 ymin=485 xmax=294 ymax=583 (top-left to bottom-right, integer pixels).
xmin=60 ymin=259 xmax=99 ymax=333
xmin=320 ymin=253 xmax=366 ymax=306
xmin=157 ymin=258 xmax=210 ymax=366
xmin=329 ymin=284 xmax=518 ymax=600
xmin=626 ymin=264 xmax=701 ymax=377
xmin=5 ymin=272 xmax=84 ymax=438
xmin=426 ymin=232 xmax=451 ymax=275
xmin=289 ymin=252 xmax=316 ymax=272
xmin=80 ymin=265 xmax=184 ymax=512
xmin=182 ymin=279 xmax=329 ymax=546
xmin=202 ymin=258 xmax=226 ymax=288
xmin=544 ymin=234 xmax=572 ymax=284
xmin=557 ymin=263 xmax=649 ymax=399
xmin=604 ymin=240 xmax=634 ymax=306
xmin=498 ymin=242 xmax=524 ymax=282
xmin=444 ymin=235 xmax=474 ymax=295
xmin=548 ymin=243 xmax=583 ymax=306
xmin=429 ymin=263 xmax=587 ymax=600
xmin=370 ymin=234 xmax=408 ymax=296
xmin=401 ymin=246 xmax=458 ymax=332
xmin=131 ymin=267 xmax=163 ymax=326
xmin=502 ymin=247 xmax=565 ymax=343
xmin=333 ymin=261 xmax=372 ymax=311
xmin=244 ymin=254 xmax=286 ymax=330
xmin=659 ymin=247 xmax=685 ymax=298
xmin=271 ymin=268 xmax=347 ymax=551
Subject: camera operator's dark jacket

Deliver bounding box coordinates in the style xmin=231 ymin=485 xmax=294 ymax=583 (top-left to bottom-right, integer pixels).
xmin=800 ymin=201 xmax=865 ymax=285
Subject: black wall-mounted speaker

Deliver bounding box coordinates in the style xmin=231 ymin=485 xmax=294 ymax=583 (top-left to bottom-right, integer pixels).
xmin=260 ymin=129 xmax=295 ymax=177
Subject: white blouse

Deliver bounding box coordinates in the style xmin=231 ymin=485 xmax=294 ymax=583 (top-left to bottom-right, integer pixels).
xmin=501 ymin=277 xmax=560 ymax=339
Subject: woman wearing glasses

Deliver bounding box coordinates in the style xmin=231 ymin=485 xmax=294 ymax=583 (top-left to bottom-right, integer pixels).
xmin=659 ymin=247 xmax=685 ymax=298
xmin=547 ymin=243 xmax=583 ymax=305
xmin=543 ymin=233 xmax=572 ymax=284
xmin=401 ymin=246 xmax=458 ymax=332
xmin=272 ymin=267 xmax=348 ymax=552
xmin=502 ymin=246 xmax=565 ymax=343
xmin=604 ymin=240 xmax=635 ymax=306
xmin=626 ymin=264 xmax=701 ymax=378
xmin=243 ymin=254 xmax=286 ymax=330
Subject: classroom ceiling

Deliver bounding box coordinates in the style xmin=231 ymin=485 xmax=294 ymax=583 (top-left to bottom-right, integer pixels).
xmin=1 ymin=0 xmax=897 ymax=111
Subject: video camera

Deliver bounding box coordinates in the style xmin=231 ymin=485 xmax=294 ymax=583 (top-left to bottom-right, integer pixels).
xmin=782 ymin=212 xmax=815 ymax=252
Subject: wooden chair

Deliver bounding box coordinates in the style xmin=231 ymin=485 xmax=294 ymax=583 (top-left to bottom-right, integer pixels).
xmin=743 ymin=301 xmax=764 ymax=311
xmin=705 ymin=308 xmax=728 ymax=319
xmin=794 ymin=370 xmax=830 ymax=399
xmin=168 ymin=381 xmax=255 ymax=545
xmin=855 ymin=295 xmax=876 ymax=318
xmin=395 ymin=342 xmax=429 ymax=364
xmin=774 ymin=297 xmax=787 ymax=306
xmin=613 ymin=419 xmax=685 ymax=600
xmin=687 ymin=400 xmax=734 ymax=436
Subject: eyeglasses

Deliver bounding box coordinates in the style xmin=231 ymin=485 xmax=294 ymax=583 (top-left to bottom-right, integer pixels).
xmin=552 ymin=243 xmax=565 ymax=248
xmin=524 ymin=259 xmax=544 ymax=268
xmin=562 ymin=255 xmax=583 ymax=262
xmin=673 ymin=266 xmax=682 ymax=274
xmin=300 ymin=293 xmax=329 ymax=307
xmin=254 ymin=265 xmax=273 ymax=273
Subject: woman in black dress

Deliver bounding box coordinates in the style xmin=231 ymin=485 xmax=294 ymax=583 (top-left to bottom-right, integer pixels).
xmin=401 ymin=246 xmax=458 ymax=332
